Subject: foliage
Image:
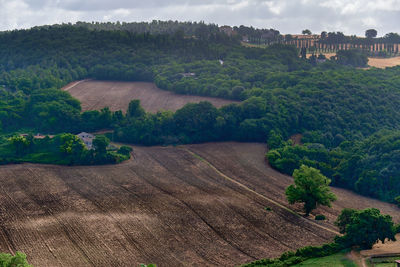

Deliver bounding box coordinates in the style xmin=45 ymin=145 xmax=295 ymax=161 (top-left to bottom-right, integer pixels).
xmin=395 ymin=196 xmax=400 ymax=207
xmin=0 ymin=133 xmax=129 ymax=165
xmin=315 ymin=214 xmax=326 ymax=221
xmin=335 ymin=50 xmax=368 ymax=67
xmin=118 ymin=146 xmax=132 ymax=156
xmin=285 ymin=165 xmax=337 ymax=216
xmin=244 ymin=207 xmax=396 ymax=266
xmin=335 ymin=208 xmax=396 ymax=249
xmin=292 ymin=253 xmax=356 ymax=267
xmin=92 ymin=135 xmax=109 ymax=155
xmin=241 ymin=242 xmax=345 ymax=267
xmin=0 ymin=252 xmax=33 ymax=267
xmin=365 ymin=29 xmax=378 ymax=39
xmin=1 ymin=24 xmax=400 ymax=200
xmin=269 ymin=129 xmax=400 ymax=202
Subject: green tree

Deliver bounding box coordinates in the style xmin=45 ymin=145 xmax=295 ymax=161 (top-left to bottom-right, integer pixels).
xmin=0 ymin=251 xmax=33 ymax=267
xmin=336 ymin=208 xmax=396 ymax=249
xmin=302 ymin=29 xmax=312 ymax=35
xmin=365 ymin=29 xmax=377 ymax=38
xmin=59 ymin=134 xmax=86 ymax=156
xmin=335 ymin=208 xmax=358 ymax=234
xmin=118 ymin=145 xmax=132 ymax=156
xmin=93 ymin=135 xmax=110 ymax=155
xmin=127 ymin=100 xmax=145 ymax=118
xmin=395 ymin=196 xmax=400 ymax=207
xmin=267 ymin=130 xmax=284 ymax=149
xmin=286 ymin=165 xmax=337 ymax=216
xmin=241 ymin=97 xmax=266 ymax=119
xmin=9 ymin=135 xmax=31 ymax=156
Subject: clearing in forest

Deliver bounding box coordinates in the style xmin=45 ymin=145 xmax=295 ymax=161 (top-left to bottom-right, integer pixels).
xmin=63 ymin=80 xmax=238 ymax=113
xmin=0 ymin=142 xmax=398 ymax=267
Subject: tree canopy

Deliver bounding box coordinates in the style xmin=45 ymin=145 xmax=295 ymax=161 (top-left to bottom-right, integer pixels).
xmin=365 ymin=29 xmax=378 ymax=38
xmin=285 ymin=165 xmax=337 ymax=216
xmin=335 ymin=208 xmax=396 ymax=249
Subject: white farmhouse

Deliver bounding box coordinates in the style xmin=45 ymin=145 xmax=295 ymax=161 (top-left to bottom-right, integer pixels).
xmin=77 ymin=132 xmax=94 ymax=149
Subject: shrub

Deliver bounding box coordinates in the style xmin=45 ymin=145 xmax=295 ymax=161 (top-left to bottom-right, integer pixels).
xmin=395 ymin=196 xmax=400 ymax=207
xmin=0 ymin=251 xmax=33 ymax=267
xmin=315 ymin=214 xmax=326 ymax=220
xmin=118 ymin=145 xmax=132 ymax=156
xmin=396 ymin=224 xmax=400 ymax=234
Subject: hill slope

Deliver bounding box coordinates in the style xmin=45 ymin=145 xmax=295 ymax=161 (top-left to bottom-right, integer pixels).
xmin=63 ymin=80 xmax=237 ymax=112
xmin=0 ymin=143 xmax=398 ymax=267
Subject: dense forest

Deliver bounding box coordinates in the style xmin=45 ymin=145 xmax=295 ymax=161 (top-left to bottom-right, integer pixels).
xmin=1 ymin=24 xmax=400 ymax=203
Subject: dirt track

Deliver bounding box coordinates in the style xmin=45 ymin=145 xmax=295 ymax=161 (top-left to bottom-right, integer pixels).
xmin=63 ymin=80 xmax=237 ymax=113
xmin=0 ymin=143 xmax=398 ymax=267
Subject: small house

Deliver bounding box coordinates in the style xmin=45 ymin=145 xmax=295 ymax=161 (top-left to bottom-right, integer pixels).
xmin=77 ymin=132 xmax=94 ymax=149
xmin=219 ymin=25 xmax=235 ymax=36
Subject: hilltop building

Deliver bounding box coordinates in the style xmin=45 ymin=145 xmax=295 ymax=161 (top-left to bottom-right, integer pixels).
xmin=219 ymin=25 xmax=236 ymax=36
xmin=77 ymin=132 xmax=94 ymax=149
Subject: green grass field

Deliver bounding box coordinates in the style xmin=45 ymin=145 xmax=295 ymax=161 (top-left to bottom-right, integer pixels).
xmin=371 ymin=256 xmax=400 ymax=267
xmin=293 ymin=253 xmax=357 ymax=267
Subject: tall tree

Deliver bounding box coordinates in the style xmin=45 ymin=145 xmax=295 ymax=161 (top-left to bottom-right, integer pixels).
xmin=127 ymin=100 xmax=145 ymax=118
xmin=365 ymin=29 xmax=378 ymax=38
xmin=302 ymin=29 xmax=312 ymax=35
xmin=336 ymin=208 xmax=396 ymax=249
xmin=286 ymin=165 xmax=337 ymax=216
xmin=93 ymin=135 xmax=110 ymax=155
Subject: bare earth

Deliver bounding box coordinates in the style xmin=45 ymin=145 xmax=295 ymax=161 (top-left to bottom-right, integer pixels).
xmin=307 ymin=53 xmax=400 ymax=68
xmin=367 ymin=56 xmax=400 ymax=68
xmin=63 ymin=80 xmax=238 ymax=113
xmin=0 ymin=142 xmax=398 ymax=267
xmin=360 ymin=234 xmax=400 ymax=257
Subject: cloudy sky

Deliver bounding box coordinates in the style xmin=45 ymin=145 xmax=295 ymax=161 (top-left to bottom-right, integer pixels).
xmin=0 ymin=0 xmax=399 ymax=36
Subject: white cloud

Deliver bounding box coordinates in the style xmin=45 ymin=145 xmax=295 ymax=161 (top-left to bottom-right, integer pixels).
xmin=0 ymin=0 xmax=398 ymax=35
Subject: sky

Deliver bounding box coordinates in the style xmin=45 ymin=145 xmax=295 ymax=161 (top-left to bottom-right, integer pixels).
xmin=0 ymin=0 xmax=399 ymax=36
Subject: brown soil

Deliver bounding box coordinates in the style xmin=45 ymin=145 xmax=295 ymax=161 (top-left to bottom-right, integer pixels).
xmin=308 ymin=53 xmax=400 ymax=69
xmin=62 ymin=80 xmax=238 ymax=113
xmin=360 ymin=234 xmax=400 ymax=257
xmin=367 ymin=56 xmax=400 ymax=68
xmin=0 ymin=142 xmax=398 ymax=267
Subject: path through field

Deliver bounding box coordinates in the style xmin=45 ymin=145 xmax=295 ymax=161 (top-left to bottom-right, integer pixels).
xmin=63 ymin=80 xmax=238 ymax=113
xmin=0 ymin=143 xmax=398 ymax=267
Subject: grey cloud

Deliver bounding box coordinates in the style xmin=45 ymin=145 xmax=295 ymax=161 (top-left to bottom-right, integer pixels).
xmin=0 ymin=0 xmax=399 ymax=35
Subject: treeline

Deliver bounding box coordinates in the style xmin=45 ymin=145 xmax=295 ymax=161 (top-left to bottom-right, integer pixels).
xmin=0 ymin=25 xmax=241 ymax=132
xmin=2 ymin=25 xmax=400 ymax=201
xmin=268 ymin=129 xmax=400 ymax=202
xmin=0 ymin=133 xmax=131 ymax=165
xmin=73 ymin=20 xmax=221 ymax=40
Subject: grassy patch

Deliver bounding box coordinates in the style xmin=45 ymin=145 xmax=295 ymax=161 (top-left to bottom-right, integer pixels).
xmin=371 ymin=256 xmax=400 ymax=267
xmin=292 ymin=253 xmax=356 ymax=267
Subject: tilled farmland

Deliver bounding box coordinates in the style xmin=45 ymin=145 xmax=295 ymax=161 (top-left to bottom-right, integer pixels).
xmin=63 ymin=80 xmax=238 ymax=113
xmin=0 ymin=143 xmax=398 ymax=267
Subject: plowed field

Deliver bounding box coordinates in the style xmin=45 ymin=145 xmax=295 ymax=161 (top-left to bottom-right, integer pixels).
xmin=0 ymin=143 xmax=398 ymax=267
xmin=368 ymin=56 xmax=400 ymax=68
xmin=63 ymin=80 xmax=237 ymax=113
